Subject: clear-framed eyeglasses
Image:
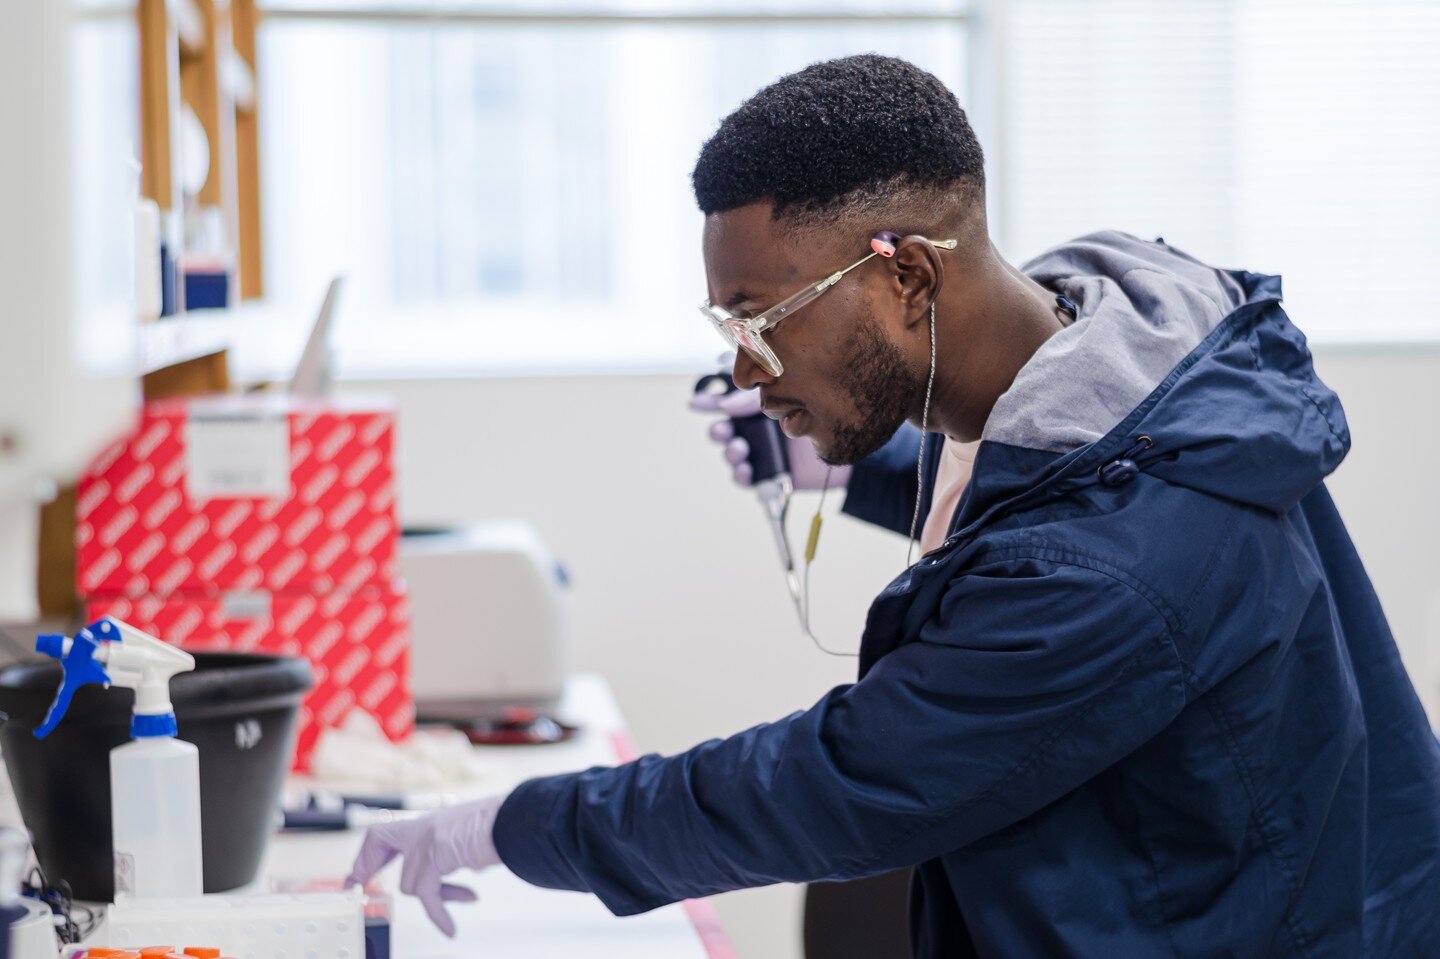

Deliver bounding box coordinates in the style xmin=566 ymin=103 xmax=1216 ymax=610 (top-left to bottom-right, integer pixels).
xmin=698 ymin=231 xmax=959 ymax=657
xmin=699 ymin=232 xmax=958 ymax=377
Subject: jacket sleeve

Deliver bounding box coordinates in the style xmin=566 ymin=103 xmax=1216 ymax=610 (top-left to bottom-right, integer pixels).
xmin=491 ymin=555 xmax=1187 ymax=916
xmin=841 ymin=424 xmax=934 ymax=535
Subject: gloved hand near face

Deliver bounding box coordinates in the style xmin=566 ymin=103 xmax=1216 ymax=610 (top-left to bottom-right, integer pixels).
xmin=346 ymin=794 xmax=507 ymax=937
xmin=689 ymin=385 xmax=850 ymax=490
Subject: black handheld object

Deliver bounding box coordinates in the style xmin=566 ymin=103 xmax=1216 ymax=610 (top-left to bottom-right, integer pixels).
xmin=279 ymin=808 xmax=353 ymax=831
xmin=693 ymin=372 xmax=790 ymax=484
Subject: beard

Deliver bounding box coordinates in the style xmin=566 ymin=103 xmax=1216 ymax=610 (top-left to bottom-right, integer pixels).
xmin=820 ymin=311 xmax=927 ymax=466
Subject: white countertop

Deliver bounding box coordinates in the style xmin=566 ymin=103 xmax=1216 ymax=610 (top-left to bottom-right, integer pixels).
xmin=1 ymin=673 xmax=730 ymax=959
xmin=268 ymin=673 xmax=728 ymax=958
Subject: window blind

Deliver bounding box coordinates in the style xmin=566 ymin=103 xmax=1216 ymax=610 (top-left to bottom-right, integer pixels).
xmin=1002 ymin=0 xmax=1440 ymax=340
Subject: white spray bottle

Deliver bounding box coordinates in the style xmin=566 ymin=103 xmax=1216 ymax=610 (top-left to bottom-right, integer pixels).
xmin=33 ymin=617 xmax=203 ymax=900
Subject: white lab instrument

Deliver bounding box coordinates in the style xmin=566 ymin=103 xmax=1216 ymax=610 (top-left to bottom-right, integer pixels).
xmin=402 ymin=522 xmax=569 ymax=717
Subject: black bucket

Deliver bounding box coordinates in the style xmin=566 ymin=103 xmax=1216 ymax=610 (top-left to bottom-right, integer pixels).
xmin=0 ymin=652 xmax=313 ymax=902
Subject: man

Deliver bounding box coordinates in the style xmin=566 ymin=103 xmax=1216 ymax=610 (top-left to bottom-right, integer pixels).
xmin=350 ymin=55 xmax=1440 ymax=957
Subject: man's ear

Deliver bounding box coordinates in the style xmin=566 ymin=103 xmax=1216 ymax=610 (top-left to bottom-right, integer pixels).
xmin=888 ymin=235 xmax=945 ymax=331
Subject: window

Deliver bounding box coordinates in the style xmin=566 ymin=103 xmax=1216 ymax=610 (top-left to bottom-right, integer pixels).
xmin=256 ymin=2 xmax=969 ymax=375
xmin=255 ymin=0 xmax=1440 ymax=377
xmin=1000 ymin=0 xmax=1440 ymax=341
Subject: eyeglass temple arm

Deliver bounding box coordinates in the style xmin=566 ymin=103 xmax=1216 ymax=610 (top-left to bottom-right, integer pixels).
xmin=756 ymin=237 xmax=959 ymax=332
xmin=819 ymin=236 xmax=958 ymax=290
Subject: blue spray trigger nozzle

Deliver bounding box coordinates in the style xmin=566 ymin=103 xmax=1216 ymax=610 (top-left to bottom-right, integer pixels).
xmin=35 ymin=634 xmax=65 ymax=659
xmin=33 ymin=624 xmax=112 ymax=740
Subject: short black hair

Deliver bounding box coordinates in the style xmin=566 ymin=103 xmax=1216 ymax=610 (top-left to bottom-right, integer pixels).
xmin=692 ymin=54 xmax=985 ymax=223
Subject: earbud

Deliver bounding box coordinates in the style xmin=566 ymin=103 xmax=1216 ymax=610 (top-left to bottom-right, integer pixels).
xmin=870 ymin=231 xmax=901 ymax=258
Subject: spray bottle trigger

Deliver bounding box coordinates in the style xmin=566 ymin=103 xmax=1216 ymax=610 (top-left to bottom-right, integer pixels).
xmin=33 ymin=627 xmax=111 ymax=740
xmin=36 ymin=634 xmax=66 ymax=659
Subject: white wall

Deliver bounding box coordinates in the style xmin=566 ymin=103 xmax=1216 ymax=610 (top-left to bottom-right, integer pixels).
xmin=345 ymin=343 xmax=1440 ymax=959
xmin=1308 ymin=345 xmax=1440 ymax=720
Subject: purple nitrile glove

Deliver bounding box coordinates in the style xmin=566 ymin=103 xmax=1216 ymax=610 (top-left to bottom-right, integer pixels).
xmin=689 ymin=386 xmax=849 ymax=491
xmin=346 ymin=794 xmax=506 ymax=938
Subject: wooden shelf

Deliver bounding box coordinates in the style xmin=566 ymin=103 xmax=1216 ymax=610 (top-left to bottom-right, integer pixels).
xmin=141 ymin=0 xmax=264 ymax=297
xmin=38 ymin=0 xmax=261 ymax=621
xmin=172 ymin=0 xmax=205 ymax=59
xmin=139 ymin=311 xmax=233 ymax=375
xmin=226 ymin=47 xmax=256 ymax=113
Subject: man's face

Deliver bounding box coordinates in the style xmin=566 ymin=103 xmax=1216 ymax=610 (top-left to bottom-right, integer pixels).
xmin=702 ymin=203 xmax=924 ymax=466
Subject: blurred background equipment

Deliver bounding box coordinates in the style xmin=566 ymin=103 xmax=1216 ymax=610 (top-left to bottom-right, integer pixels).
xmin=403 ymin=523 xmax=570 ymax=724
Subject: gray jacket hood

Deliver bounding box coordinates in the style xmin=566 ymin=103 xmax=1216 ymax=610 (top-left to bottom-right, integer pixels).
xmin=960 ymin=231 xmax=1349 ymax=516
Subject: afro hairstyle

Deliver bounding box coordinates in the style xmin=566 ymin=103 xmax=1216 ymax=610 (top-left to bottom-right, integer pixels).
xmin=692 ymin=54 xmax=985 ymax=225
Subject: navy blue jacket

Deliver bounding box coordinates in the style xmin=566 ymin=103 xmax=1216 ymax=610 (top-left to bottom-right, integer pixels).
xmin=495 ymin=234 xmax=1440 ymax=957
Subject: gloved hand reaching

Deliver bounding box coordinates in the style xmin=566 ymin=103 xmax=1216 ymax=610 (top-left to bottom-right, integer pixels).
xmin=689 ymin=386 xmax=850 ymax=490
xmin=346 ymin=794 xmax=507 ymax=937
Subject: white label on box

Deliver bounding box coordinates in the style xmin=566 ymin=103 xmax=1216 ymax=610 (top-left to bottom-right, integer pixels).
xmin=186 ymin=414 xmax=290 ymax=499
xmin=222 ymin=590 xmax=273 ymax=620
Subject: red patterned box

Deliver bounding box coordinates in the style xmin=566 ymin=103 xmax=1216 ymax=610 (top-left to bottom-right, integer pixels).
xmin=87 ymin=585 xmax=414 ymax=770
xmin=75 ymin=395 xmax=398 ymax=599
xmin=77 ymin=393 xmax=410 ymax=769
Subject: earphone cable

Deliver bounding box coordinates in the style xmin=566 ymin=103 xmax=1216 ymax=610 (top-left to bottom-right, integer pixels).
xmin=907 ymin=302 xmax=937 ymax=567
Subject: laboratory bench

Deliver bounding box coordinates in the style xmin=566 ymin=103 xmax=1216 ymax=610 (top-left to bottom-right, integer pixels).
xmin=0 ymin=673 xmax=733 ymax=959
xmin=268 ymin=673 xmax=731 ymax=958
